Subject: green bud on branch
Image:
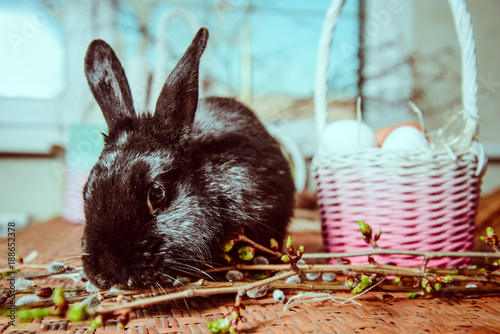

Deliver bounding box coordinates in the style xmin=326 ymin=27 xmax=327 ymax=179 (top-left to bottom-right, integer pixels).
xmin=221 ymin=239 xmax=237 ymax=253
xmin=17 ymin=308 xmax=53 ymax=323
xmin=67 ymin=304 xmax=91 ymax=322
xmin=436 ymin=275 xmax=454 ymax=284
xmin=222 ymin=253 xmax=232 ymax=263
xmin=207 ymin=317 xmax=230 ymax=333
xmin=297 ymin=246 xmax=305 ymax=259
xmin=281 ymin=255 xmax=291 ymax=264
xmin=52 ymin=288 xmax=68 ymax=316
xmin=346 ymin=276 xmax=355 ymax=288
xmin=487 ymin=227 xmax=497 ymax=240
xmin=357 ymin=220 xmax=372 ymax=236
xmin=482 ymin=227 xmax=500 ymax=252
xmin=237 ymin=246 xmax=255 ymax=261
xmin=351 ymin=274 xmax=373 ymax=295
xmin=407 ymin=292 xmax=418 ymax=299
xmin=286 ymin=236 xmax=294 ymax=253
xmin=52 ymin=288 xmax=66 ymax=307
xmin=89 ymin=315 xmax=104 ymax=329
xmin=269 ymin=238 xmax=279 ymax=251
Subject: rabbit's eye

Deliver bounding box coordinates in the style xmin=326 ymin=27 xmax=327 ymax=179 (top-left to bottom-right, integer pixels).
xmin=147 ymin=184 xmax=166 ymax=215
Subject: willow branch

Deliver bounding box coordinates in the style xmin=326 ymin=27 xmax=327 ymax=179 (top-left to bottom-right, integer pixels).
xmin=91 ymin=272 xmax=500 ymax=318
xmin=237 ymin=234 xmax=281 ymax=258
xmin=94 ymin=270 xmax=298 ymax=317
xmin=208 ymin=264 xmax=500 ymax=285
xmin=301 ymin=249 xmax=500 ymax=260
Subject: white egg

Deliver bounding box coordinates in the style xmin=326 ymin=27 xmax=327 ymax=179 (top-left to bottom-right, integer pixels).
xmin=321 ymin=119 xmax=376 ymax=153
xmin=381 ymin=126 xmax=429 ymax=151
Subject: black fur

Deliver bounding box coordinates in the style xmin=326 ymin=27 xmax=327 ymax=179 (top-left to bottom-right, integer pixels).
xmin=81 ymin=28 xmax=295 ymax=289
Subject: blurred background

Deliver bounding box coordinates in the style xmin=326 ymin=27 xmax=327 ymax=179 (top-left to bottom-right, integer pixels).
xmin=1 ymin=0 xmax=499 ymax=233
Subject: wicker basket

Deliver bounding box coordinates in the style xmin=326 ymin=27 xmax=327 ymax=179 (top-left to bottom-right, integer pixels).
xmin=312 ymin=0 xmax=487 ymax=267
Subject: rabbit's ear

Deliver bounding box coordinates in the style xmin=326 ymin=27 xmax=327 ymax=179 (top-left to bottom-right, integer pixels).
xmin=154 ymin=28 xmax=208 ymax=137
xmin=84 ymin=39 xmax=136 ymax=132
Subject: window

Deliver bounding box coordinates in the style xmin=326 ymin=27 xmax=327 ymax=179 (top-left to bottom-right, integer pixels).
xmin=0 ymin=0 xmax=65 ymax=99
xmin=0 ymin=0 xmax=91 ymax=154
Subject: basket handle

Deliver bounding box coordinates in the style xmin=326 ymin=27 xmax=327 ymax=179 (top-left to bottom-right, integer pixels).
xmin=314 ymin=0 xmax=479 ymax=147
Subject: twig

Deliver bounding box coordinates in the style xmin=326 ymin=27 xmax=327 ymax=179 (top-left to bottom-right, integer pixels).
xmin=266 ymin=281 xmax=500 ymax=295
xmin=89 ymin=262 xmax=500 ymax=317
xmin=6 ymin=295 xmax=90 ymax=310
xmin=211 ymin=263 xmax=500 ymax=285
xmin=94 ymin=270 xmax=298 ymax=317
xmin=45 ymin=274 xmax=500 ymax=317
xmin=0 ymin=265 xmax=42 ymax=273
xmin=237 ymin=234 xmax=282 ymax=258
xmin=181 ymin=279 xmax=500 ymax=295
xmin=79 ymin=272 xmax=500 ymax=320
xmin=301 ymin=249 xmax=500 ymax=260
xmin=420 ymin=258 xmax=430 ymax=273
xmin=409 ymin=266 xmax=500 ymax=277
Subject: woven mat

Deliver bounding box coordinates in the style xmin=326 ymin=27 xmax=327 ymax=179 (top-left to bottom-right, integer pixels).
xmin=3 ymin=293 xmax=500 ymax=334
xmin=2 ymin=218 xmax=500 ymax=333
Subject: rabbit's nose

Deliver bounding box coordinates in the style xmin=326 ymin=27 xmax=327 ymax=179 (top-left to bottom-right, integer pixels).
xmin=97 ymin=257 xmax=132 ymax=286
xmin=110 ymin=279 xmax=134 ymax=291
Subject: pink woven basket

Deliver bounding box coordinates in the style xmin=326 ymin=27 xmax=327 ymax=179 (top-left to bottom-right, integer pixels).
xmin=313 ymin=0 xmax=487 ymax=267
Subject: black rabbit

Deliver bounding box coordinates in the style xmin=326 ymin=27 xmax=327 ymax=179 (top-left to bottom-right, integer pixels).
xmin=81 ymin=28 xmax=295 ymax=289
